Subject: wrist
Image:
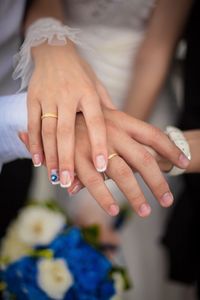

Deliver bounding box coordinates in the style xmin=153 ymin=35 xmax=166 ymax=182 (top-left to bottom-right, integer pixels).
xmin=13 ymin=17 xmax=84 ymax=91
xmin=32 ymin=40 xmax=76 ymax=64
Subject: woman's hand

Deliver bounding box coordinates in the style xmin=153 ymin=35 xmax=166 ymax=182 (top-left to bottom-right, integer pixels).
xmin=20 ymin=109 xmax=190 ymax=218
xmin=27 ymin=41 xmax=115 ymax=187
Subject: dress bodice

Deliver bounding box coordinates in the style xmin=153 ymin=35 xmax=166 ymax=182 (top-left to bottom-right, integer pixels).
xmin=65 ymin=0 xmax=155 ymax=31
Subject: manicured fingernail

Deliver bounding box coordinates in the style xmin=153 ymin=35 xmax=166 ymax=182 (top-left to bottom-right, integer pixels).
xmin=32 ymin=154 xmax=41 ymax=167
xmin=160 ymin=192 xmax=174 ymax=207
xmin=69 ymin=184 xmax=82 ymax=196
xmin=108 ymin=204 xmax=120 ymax=216
xmin=50 ymin=169 xmax=60 ymax=185
xmin=96 ymin=155 xmax=107 ymax=172
xmin=138 ymin=203 xmax=151 ymax=217
xmin=179 ymin=153 xmax=190 ymax=168
xmin=60 ymin=170 xmax=72 ymax=188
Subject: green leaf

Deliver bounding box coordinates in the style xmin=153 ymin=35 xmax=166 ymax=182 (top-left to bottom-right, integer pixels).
xmin=29 ymin=249 xmax=54 ymax=259
xmin=110 ymin=266 xmax=132 ymax=290
xmin=81 ymin=224 xmax=101 ymax=247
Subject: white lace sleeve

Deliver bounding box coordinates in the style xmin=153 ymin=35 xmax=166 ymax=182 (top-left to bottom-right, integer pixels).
xmin=0 ymin=93 xmax=31 ymax=172
xmin=13 ymin=18 xmax=84 ymax=92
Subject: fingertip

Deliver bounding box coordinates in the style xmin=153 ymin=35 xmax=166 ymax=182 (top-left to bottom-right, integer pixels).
xmin=60 ymin=170 xmax=74 ymax=188
xmin=160 ymin=192 xmax=174 ymax=207
xmin=108 ymin=204 xmax=120 ymax=217
xmin=95 ymin=154 xmax=107 ymax=172
xmin=138 ymin=203 xmax=151 ymax=217
xmin=178 ymin=153 xmax=191 ymax=168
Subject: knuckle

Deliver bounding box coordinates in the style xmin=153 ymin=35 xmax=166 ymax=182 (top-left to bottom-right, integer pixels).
xmin=92 ymin=141 xmax=106 ymax=152
xmin=115 ymin=162 xmax=131 ymax=179
xmin=46 ymin=154 xmax=57 ymax=166
xmin=57 ymin=125 xmax=72 ymax=137
xmin=155 ymin=181 xmax=169 ymax=194
xmin=142 ymin=151 xmax=154 ymax=167
xmin=82 ymin=83 xmax=95 ymax=96
xmin=59 ymin=157 xmax=73 ymax=171
xmin=86 ymin=175 xmax=102 ymax=187
xmin=42 ymin=125 xmax=55 ymax=137
xmin=130 ymin=193 xmax=143 ymax=207
xmin=28 ymin=122 xmax=38 ymax=134
xmin=100 ymin=197 xmax=113 ymax=208
xmin=150 ymin=127 xmax=163 ymax=144
xmin=106 ymin=120 xmax=117 ymax=134
xmin=88 ymin=115 xmax=104 ymax=127
xmin=30 ymin=141 xmax=41 ymax=152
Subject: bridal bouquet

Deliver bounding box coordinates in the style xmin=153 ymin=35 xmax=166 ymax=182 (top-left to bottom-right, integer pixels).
xmin=0 ymin=202 xmax=129 ymax=300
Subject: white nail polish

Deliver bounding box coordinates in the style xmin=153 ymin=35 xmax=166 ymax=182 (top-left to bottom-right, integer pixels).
xmin=33 ymin=154 xmax=41 ymax=167
xmin=96 ymin=155 xmax=107 ymax=172
xmin=60 ymin=170 xmax=72 ymax=188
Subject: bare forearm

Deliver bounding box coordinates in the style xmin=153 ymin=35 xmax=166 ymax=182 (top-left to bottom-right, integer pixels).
xmin=124 ymin=0 xmax=193 ymax=120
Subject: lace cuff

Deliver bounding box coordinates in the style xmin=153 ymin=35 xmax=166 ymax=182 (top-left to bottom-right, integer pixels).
xmin=13 ymin=18 xmax=84 ymax=92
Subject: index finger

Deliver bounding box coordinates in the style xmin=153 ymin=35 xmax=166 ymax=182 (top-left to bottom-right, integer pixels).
xmin=75 ymin=153 xmax=119 ymax=217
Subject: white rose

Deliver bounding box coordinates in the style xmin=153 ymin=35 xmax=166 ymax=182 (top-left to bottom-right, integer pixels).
xmin=111 ymin=272 xmax=124 ymax=300
xmin=0 ymin=222 xmax=31 ymax=263
xmin=37 ymin=258 xmax=73 ymax=299
xmin=17 ymin=206 xmax=66 ymax=246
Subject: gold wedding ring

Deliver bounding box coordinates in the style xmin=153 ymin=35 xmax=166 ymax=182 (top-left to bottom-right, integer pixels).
xmin=108 ymin=153 xmax=118 ymax=160
xmin=41 ymin=113 xmax=58 ymax=120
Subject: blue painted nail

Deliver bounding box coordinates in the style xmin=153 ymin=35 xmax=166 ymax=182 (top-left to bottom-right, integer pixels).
xmin=50 ymin=169 xmax=60 ymax=185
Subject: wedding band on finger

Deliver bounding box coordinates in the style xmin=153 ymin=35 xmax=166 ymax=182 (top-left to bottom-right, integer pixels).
xmin=41 ymin=113 xmax=58 ymax=120
xmin=108 ymin=153 xmax=118 ymax=161
xmin=103 ymin=153 xmax=118 ymax=180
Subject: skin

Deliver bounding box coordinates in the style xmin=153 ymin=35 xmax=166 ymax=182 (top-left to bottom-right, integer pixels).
xmin=25 ymin=0 xmax=115 ymax=188
xmin=19 ymin=108 xmax=189 ymax=218
xmin=124 ymin=0 xmax=193 ymax=120
xmin=158 ymin=130 xmax=200 ymax=174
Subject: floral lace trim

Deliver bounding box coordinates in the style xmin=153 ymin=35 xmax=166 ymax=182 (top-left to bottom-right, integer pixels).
xmin=13 ymin=18 xmax=85 ymax=92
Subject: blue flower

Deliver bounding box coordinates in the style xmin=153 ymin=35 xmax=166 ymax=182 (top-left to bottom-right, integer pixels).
xmin=1 ymin=227 xmax=117 ymax=299
xmin=2 ymin=257 xmax=49 ymax=300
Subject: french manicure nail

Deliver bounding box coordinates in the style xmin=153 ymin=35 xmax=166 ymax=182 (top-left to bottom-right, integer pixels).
xmin=50 ymin=169 xmax=60 ymax=185
xmin=108 ymin=204 xmax=120 ymax=216
xmin=33 ymin=154 xmax=41 ymax=167
xmin=179 ymin=153 xmax=190 ymax=168
xmin=60 ymin=170 xmax=72 ymax=188
xmin=96 ymin=155 xmax=107 ymax=172
xmin=160 ymin=192 xmax=174 ymax=207
xmin=138 ymin=203 xmax=151 ymax=217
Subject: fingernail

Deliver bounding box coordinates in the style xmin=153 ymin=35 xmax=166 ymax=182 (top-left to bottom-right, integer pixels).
xmin=179 ymin=153 xmax=190 ymax=168
xmin=69 ymin=184 xmax=82 ymax=196
xmin=96 ymin=155 xmax=107 ymax=172
xmin=108 ymin=204 xmax=120 ymax=216
xmin=50 ymin=169 xmax=60 ymax=185
xmin=160 ymin=192 xmax=174 ymax=207
xmin=138 ymin=203 xmax=151 ymax=217
xmin=32 ymin=154 xmax=41 ymax=167
xmin=60 ymin=170 xmax=72 ymax=188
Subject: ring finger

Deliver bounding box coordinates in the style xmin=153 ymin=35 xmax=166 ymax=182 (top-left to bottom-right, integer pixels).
xmin=106 ymin=153 xmax=151 ymax=217
xmin=41 ymin=105 xmax=59 ymax=185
